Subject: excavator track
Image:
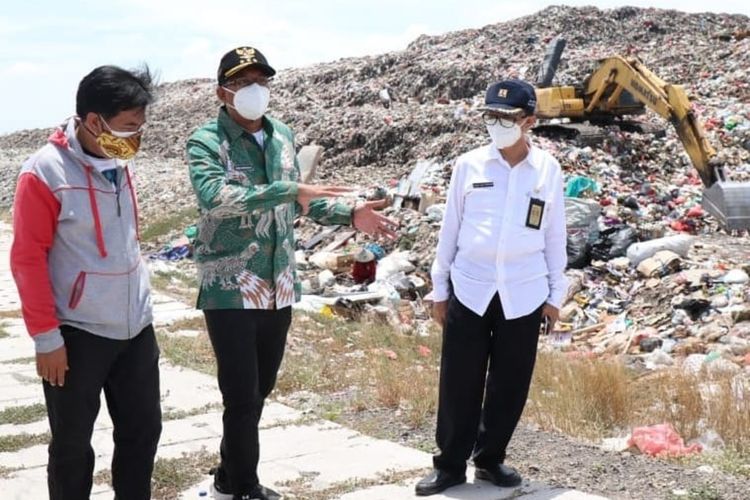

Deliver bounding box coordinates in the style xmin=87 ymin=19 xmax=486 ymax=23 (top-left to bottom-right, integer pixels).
xmin=534 ymin=119 xmax=666 ymax=145
xmin=532 ymin=123 xmax=607 ymax=146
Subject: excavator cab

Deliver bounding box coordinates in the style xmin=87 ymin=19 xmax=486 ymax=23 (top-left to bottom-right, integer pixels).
xmin=534 ymin=38 xmax=750 ymax=231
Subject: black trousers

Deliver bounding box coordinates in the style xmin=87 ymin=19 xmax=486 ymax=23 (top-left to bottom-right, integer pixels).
xmin=204 ymin=308 xmax=291 ymax=495
xmin=433 ymin=294 xmax=543 ymax=475
xmin=44 ymin=325 xmax=162 ymax=500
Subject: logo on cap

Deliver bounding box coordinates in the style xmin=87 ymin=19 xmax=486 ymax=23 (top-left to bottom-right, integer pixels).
xmin=236 ymin=47 xmax=258 ymax=64
xmin=497 ymin=89 xmax=508 ymax=98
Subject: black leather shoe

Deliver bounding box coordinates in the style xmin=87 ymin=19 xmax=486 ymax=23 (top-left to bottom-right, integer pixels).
xmin=415 ymin=469 xmax=466 ymax=496
xmin=474 ymin=464 xmax=522 ymax=487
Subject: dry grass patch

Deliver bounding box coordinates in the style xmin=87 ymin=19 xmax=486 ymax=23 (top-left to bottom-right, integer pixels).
xmin=526 ymin=351 xmax=750 ymax=475
xmin=2 ymin=356 xmax=35 ymax=365
xmin=0 ymin=432 xmax=49 ymax=452
xmin=642 ymin=370 xmax=747 ymax=448
xmin=151 ymin=449 xmax=217 ymax=499
xmin=163 ymin=315 xmax=206 ymax=333
xmin=94 ymin=449 xmax=218 ymax=499
xmin=0 ymin=465 xmax=19 ymax=479
xmin=277 ymin=312 xmax=441 ymax=428
xmin=0 ymin=403 xmax=47 ymax=425
xmin=667 ymin=483 xmax=723 ymax=500
xmin=157 ymin=329 xmax=216 ymax=376
xmin=162 ymin=402 xmax=222 ymax=421
xmin=93 ymin=468 xmax=111 ymax=486
xmin=0 ymin=309 xmax=21 ymax=319
xmin=157 ymin=309 xmax=441 ymax=429
xmin=368 ymin=357 xmax=438 ymax=428
xmin=281 ymin=467 xmax=430 ymax=500
xmin=527 ymin=352 xmax=632 ymax=438
xmin=141 ymin=207 xmax=198 ymax=244
xmin=150 ymin=268 xmax=199 ymax=304
xmin=12 ymin=372 xmax=39 ymax=385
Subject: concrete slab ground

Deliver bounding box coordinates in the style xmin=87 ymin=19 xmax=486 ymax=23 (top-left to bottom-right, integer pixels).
xmin=0 ymin=222 xmax=608 ymax=499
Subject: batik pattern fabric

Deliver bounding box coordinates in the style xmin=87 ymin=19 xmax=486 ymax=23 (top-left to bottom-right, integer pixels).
xmin=187 ymin=109 xmax=353 ymax=309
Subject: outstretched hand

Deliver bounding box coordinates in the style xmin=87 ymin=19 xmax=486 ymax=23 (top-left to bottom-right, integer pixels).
xmin=352 ymin=199 xmax=399 ymax=239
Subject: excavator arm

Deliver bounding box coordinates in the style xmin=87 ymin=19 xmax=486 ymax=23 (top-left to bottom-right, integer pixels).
xmin=534 ymin=51 xmax=750 ymax=230
xmin=581 ymin=56 xmax=717 ymax=186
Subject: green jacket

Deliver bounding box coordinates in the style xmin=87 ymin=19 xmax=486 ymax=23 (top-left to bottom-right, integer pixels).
xmin=187 ymin=108 xmax=353 ymax=310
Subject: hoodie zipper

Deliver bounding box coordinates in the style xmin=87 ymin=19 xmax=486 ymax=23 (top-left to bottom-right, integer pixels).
xmin=115 ymin=169 xmax=131 ymax=338
xmin=115 ymin=170 xmax=122 ymax=217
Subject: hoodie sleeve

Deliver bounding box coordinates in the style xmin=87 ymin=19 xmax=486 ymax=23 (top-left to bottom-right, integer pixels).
xmin=10 ymin=172 xmax=64 ymax=353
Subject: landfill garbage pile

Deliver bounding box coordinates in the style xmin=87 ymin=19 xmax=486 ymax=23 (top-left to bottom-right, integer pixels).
xmin=0 ymin=6 xmax=749 ymax=373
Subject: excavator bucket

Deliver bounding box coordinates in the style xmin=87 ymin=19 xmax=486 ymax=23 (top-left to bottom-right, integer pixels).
xmin=702 ymin=178 xmax=750 ymax=231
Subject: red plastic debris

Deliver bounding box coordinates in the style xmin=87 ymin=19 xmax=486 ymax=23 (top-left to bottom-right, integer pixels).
xmin=686 ymin=205 xmax=704 ymax=218
xmin=627 ymin=423 xmax=702 ymax=457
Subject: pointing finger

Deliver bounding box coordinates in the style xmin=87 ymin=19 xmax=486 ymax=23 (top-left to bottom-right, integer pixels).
xmin=322 ymin=186 xmax=354 ymax=194
xmin=374 ymin=214 xmax=399 ymax=228
xmin=365 ymin=199 xmax=389 ymax=210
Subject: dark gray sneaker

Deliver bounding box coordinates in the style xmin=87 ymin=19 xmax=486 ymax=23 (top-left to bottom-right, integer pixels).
xmin=234 ymin=484 xmax=282 ymax=500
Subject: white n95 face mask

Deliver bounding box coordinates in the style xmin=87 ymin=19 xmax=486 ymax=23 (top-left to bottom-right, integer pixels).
xmin=225 ymin=83 xmax=270 ymax=120
xmin=486 ymin=123 xmax=522 ymax=149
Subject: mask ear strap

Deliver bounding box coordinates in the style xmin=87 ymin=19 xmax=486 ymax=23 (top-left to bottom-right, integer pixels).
xmin=98 ymin=115 xmax=112 ymax=132
xmin=81 ymin=121 xmax=100 ymax=138
xmin=521 ymin=115 xmax=534 ymax=132
xmin=220 ymin=87 xmax=235 ymax=109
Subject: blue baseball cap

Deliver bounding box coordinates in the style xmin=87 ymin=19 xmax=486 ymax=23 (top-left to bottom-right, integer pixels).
xmin=480 ymin=79 xmax=537 ymax=115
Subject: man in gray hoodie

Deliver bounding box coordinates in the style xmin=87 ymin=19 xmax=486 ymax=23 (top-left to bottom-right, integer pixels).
xmin=10 ymin=65 xmax=161 ymax=500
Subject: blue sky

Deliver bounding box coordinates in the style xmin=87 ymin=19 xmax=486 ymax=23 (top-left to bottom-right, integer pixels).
xmin=1 ymin=0 xmax=747 ymax=134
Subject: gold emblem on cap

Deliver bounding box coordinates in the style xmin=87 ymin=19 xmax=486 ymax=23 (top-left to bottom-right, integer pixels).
xmin=236 ymin=47 xmax=257 ymax=64
xmin=497 ymin=88 xmax=508 ymax=98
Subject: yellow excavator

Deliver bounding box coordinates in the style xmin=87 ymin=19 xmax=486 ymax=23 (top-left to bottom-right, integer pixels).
xmin=533 ymin=38 xmax=750 ymax=231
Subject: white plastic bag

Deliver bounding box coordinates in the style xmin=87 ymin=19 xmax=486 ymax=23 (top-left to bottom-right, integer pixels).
xmin=626 ymin=235 xmax=694 ymax=266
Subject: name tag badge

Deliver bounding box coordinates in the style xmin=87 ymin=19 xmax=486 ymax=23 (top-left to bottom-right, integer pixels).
xmin=472 ymin=181 xmax=494 ymax=188
xmin=234 ymin=163 xmax=254 ymax=171
xmin=525 ymin=198 xmax=545 ymax=229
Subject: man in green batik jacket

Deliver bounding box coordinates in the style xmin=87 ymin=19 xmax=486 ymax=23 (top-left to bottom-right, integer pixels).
xmin=186 ymin=46 xmax=397 ymax=500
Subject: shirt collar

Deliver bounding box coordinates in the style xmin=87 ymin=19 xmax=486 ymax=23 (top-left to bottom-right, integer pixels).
xmin=218 ymin=106 xmax=275 ymax=142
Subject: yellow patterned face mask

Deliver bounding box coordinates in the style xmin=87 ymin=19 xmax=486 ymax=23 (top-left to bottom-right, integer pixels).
xmin=95 ymin=116 xmax=144 ymax=160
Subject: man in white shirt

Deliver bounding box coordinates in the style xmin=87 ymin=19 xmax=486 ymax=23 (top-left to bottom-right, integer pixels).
xmin=416 ymin=79 xmax=568 ymax=496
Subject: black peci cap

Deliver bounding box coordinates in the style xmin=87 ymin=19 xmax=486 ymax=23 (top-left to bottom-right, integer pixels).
xmin=480 ymin=79 xmax=537 ymax=115
xmin=217 ymin=46 xmax=276 ymax=85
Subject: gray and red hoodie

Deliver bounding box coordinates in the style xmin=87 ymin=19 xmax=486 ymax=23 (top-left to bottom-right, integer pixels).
xmin=10 ymin=117 xmax=153 ymax=353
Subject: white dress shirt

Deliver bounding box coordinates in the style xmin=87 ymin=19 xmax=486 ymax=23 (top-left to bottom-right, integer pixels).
xmin=431 ymin=142 xmax=568 ymax=319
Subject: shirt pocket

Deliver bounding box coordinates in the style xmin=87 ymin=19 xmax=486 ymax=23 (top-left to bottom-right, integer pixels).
xmin=464 ymin=185 xmax=502 ymax=216
xmin=516 ymin=192 xmax=551 ymax=231
xmin=509 ymin=193 xmax=546 ymax=254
